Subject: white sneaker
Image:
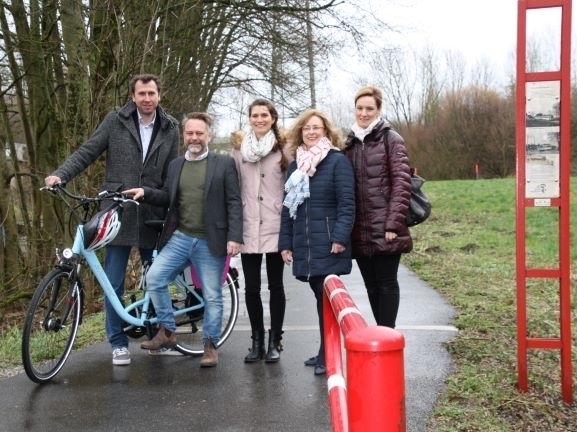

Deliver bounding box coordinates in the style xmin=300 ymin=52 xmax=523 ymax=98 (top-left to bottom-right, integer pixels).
xmin=112 ymin=347 xmax=131 ymax=365
xmin=148 ymin=347 xmax=183 ymax=356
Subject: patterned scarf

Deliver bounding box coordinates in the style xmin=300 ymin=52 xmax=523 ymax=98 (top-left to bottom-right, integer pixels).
xmin=283 ymin=137 xmax=336 ymax=219
xmin=240 ymin=129 xmax=276 ymax=162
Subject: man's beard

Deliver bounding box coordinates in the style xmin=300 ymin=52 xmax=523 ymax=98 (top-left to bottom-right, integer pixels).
xmin=187 ymin=143 xmax=203 ymax=154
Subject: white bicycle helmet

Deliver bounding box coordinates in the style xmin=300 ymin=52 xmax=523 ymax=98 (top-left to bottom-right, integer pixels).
xmin=83 ymin=205 xmax=123 ymax=251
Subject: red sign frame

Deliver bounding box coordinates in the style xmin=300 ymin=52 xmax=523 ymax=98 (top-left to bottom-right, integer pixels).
xmin=516 ymin=0 xmax=573 ymax=404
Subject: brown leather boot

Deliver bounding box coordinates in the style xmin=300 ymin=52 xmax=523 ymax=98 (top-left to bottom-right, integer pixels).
xmin=200 ymin=339 xmax=218 ymax=368
xmin=140 ymin=325 xmax=177 ymax=350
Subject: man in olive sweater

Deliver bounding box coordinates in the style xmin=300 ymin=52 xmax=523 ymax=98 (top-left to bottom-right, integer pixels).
xmin=124 ymin=112 xmax=242 ymax=367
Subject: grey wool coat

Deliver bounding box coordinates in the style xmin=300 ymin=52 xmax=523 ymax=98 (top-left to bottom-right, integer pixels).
xmin=51 ymin=100 xmax=180 ymax=248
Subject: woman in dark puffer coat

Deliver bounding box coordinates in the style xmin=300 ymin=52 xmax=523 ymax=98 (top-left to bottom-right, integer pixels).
xmin=279 ymin=109 xmax=355 ymax=376
xmin=344 ymin=86 xmax=413 ymax=329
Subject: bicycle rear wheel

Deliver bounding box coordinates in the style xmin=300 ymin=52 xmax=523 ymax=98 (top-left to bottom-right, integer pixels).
xmin=174 ymin=268 xmax=239 ymax=355
xmin=22 ymin=269 xmax=82 ymax=383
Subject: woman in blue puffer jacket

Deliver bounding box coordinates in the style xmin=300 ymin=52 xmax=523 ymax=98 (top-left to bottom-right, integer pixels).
xmin=279 ymin=109 xmax=355 ymax=376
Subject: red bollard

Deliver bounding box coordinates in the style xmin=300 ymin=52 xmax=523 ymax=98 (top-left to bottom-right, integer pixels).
xmin=345 ymin=326 xmax=406 ymax=432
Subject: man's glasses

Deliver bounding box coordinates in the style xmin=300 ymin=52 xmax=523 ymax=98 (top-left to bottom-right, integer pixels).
xmin=302 ymin=126 xmax=324 ymax=132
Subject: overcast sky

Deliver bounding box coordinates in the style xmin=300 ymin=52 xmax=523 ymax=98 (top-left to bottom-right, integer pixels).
xmin=218 ymin=1 xmax=572 ymax=133
xmin=311 ymin=1 xmax=571 ymax=123
xmin=383 ymin=0 xmax=518 ymax=64
xmin=379 ymin=0 xmax=569 ymax=79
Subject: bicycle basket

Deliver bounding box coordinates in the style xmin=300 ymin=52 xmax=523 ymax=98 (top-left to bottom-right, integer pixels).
xmin=83 ymin=204 xmax=123 ymax=251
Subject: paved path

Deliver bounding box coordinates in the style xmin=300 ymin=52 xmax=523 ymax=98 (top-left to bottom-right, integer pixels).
xmin=0 ymin=262 xmax=457 ymax=431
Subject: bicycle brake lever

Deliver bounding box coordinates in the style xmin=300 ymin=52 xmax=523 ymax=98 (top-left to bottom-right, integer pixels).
xmin=40 ymin=185 xmax=61 ymax=193
xmin=114 ymin=195 xmax=140 ymax=206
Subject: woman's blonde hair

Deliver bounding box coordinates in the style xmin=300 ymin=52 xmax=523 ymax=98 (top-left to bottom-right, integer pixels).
xmin=354 ymin=86 xmax=383 ymax=111
xmin=286 ymin=109 xmax=343 ymax=157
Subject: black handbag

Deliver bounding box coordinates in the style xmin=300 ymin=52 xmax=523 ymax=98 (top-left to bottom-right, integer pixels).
xmin=406 ymin=169 xmax=431 ymax=227
xmin=384 ymin=128 xmax=432 ymax=227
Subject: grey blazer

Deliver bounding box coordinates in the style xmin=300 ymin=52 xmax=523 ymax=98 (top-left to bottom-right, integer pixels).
xmin=51 ymin=100 xmax=180 ymax=248
xmin=143 ymin=152 xmax=243 ymax=257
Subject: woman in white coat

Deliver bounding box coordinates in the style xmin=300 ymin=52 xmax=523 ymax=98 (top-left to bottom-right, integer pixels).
xmin=231 ymin=99 xmax=291 ymax=363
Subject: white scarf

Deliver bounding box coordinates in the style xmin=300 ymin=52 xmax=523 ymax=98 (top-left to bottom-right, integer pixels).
xmin=240 ymin=129 xmax=276 ymax=162
xmin=351 ymin=118 xmax=381 ymax=141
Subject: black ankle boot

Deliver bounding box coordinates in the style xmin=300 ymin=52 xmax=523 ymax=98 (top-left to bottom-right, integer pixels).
xmin=244 ymin=330 xmax=265 ymax=363
xmin=265 ymin=329 xmax=283 ymax=363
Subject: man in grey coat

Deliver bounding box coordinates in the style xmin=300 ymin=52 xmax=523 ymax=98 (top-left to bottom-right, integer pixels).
xmin=44 ymin=74 xmax=180 ymax=365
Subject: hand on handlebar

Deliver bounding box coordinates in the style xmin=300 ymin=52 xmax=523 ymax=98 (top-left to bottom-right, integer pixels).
xmin=122 ymin=187 xmax=144 ymax=201
xmin=44 ymin=175 xmax=62 ymax=188
xmin=95 ymin=190 xmax=139 ymax=205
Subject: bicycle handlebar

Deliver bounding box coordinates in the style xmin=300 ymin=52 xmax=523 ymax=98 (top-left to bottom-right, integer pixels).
xmin=40 ymin=184 xmax=140 ymax=206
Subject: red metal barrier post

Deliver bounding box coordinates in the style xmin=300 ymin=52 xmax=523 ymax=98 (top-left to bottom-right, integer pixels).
xmin=323 ymin=275 xmax=406 ymax=432
xmin=346 ymin=327 xmax=406 ymax=431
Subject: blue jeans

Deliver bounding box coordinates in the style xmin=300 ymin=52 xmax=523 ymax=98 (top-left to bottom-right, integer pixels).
xmin=104 ymin=245 xmax=153 ymax=349
xmin=145 ymin=230 xmax=226 ymax=344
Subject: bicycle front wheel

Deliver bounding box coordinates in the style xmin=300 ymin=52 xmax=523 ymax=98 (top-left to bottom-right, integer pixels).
xmin=175 ymin=269 xmax=239 ymax=355
xmin=22 ymin=269 xmax=82 ymax=383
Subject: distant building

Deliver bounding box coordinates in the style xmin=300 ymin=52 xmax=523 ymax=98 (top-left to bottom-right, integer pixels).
xmin=4 ymin=142 xmax=28 ymax=162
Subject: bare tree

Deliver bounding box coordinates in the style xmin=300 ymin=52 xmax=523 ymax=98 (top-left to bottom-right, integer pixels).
xmin=1 ymin=0 xmax=384 ymax=326
xmin=366 ymin=46 xmax=418 ymax=127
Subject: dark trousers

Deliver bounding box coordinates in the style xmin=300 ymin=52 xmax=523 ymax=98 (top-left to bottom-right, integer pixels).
xmin=356 ymin=254 xmax=402 ymax=328
xmin=308 ymin=275 xmax=326 ymax=366
xmin=241 ymin=253 xmax=286 ymax=334
xmin=104 ymin=245 xmax=153 ymax=349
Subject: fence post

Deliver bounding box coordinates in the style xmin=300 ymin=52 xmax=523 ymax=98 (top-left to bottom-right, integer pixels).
xmin=346 ymin=326 xmax=406 ymax=432
xmin=323 ymin=275 xmax=406 ymax=432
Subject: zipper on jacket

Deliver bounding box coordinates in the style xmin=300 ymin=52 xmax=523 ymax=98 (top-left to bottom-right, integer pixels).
xmin=358 ymin=143 xmax=371 ymax=253
xmin=306 ymin=202 xmax=311 ymax=281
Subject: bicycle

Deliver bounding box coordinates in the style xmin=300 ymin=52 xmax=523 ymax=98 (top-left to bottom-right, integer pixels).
xmin=21 ymin=185 xmax=240 ymax=384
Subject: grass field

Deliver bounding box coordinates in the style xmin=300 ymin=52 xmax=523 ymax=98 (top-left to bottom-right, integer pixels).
xmin=404 ymin=177 xmax=576 ymax=431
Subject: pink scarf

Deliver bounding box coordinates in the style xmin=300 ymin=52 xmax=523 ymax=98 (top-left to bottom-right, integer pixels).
xmin=283 ymin=137 xmax=337 ymax=219
xmin=296 ymin=137 xmax=335 ymax=176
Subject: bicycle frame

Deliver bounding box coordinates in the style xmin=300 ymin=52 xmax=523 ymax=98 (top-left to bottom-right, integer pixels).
xmin=69 ymin=222 xmax=213 ymax=328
